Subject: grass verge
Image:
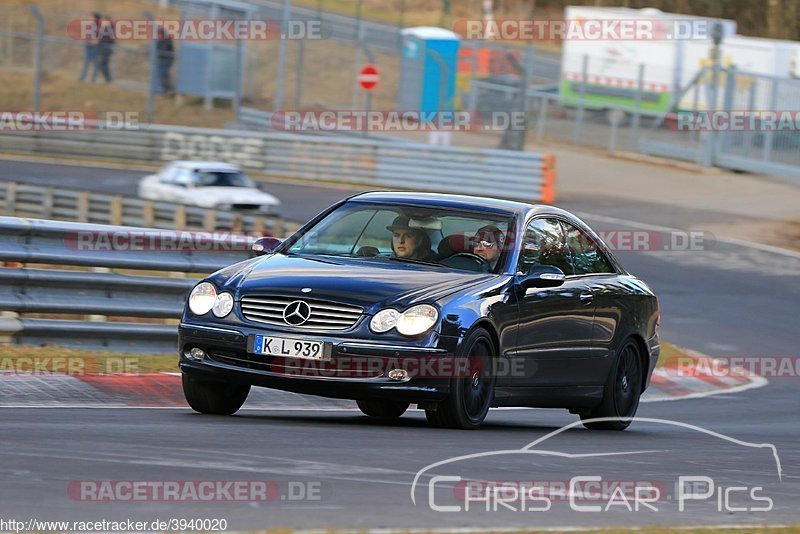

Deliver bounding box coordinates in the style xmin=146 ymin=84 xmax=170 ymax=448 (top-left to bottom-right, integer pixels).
xmin=0 ymin=345 xmax=177 ymax=374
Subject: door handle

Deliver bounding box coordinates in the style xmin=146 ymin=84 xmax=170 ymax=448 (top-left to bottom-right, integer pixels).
xmin=579 ymin=291 xmax=594 ymax=304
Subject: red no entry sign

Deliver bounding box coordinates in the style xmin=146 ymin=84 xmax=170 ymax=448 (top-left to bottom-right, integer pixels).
xmin=358 ymin=65 xmax=380 ymax=91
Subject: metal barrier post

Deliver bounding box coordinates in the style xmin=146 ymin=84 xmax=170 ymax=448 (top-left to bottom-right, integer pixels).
xmin=701 ymin=63 xmax=721 ymax=166
xmin=351 ymin=0 xmax=365 ymax=110
xmin=29 ymin=5 xmax=44 ymax=111
xmin=274 ymin=0 xmax=292 ymax=112
xmin=744 ymin=81 xmax=757 ymax=158
xmin=469 ymin=39 xmax=479 ymax=113
xmin=144 ymin=11 xmax=156 ymax=124
xmin=574 ymin=54 xmax=587 ymax=144
xmin=294 ymin=38 xmax=305 ymax=108
xmin=761 ymin=80 xmax=778 ymax=162
xmin=718 ymin=66 xmax=737 ymax=156
xmin=536 ymin=96 xmax=548 ymax=143
xmin=631 ymin=63 xmax=644 ymax=149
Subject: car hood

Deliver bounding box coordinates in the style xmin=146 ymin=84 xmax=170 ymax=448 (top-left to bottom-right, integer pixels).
xmin=192 ymin=187 xmax=280 ymax=206
xmin=217 ymin=254 xmax=498 ymax=311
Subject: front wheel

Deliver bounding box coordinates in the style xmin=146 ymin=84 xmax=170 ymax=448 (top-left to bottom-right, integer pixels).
xmin=182 ymin=373 xmax=250 ymax=415
xmin=426 ymin=328 xmax=496 ymax=429
xmin=580 ymin=338 xmax=643 ymax=430
xmin=356 ymin=399 xmax=409 ymax=418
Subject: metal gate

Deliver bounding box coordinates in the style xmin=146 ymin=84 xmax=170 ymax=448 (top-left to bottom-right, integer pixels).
xmin=639 ymin=66 xmax=800 ymax=180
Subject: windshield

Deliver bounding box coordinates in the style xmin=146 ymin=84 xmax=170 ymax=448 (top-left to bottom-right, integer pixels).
xmin=285 ymin=202 xmax=515 ymax=273
xmin=194 ymin=170 xmax=255 ymax=188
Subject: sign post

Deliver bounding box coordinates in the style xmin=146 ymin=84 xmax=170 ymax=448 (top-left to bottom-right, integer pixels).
xmin=358 ymin=65 xmax=379 ymax=136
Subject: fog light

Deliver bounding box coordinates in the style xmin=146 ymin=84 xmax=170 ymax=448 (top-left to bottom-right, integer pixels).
xmin=388 ymin=368 xmax=408 ymax=381
xmin=187 ymin=347 xmax=206 ymax=360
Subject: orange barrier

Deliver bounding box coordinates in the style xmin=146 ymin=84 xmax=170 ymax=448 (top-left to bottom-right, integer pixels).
xmin=457 ymin=47 xmax=491 ymax=76
xmin=540 ymin=153 xmax=556 ymax=204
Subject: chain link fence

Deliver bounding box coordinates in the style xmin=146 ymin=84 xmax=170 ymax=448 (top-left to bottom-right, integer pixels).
xmin=0 ymin=30 xmax=150 ymax=88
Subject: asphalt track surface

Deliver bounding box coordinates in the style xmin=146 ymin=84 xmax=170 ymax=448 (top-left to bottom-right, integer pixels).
xmin=1 ymin=158 xmax=798 ymax=529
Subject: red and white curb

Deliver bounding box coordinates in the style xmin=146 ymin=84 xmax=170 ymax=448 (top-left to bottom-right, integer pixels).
xmin=0 ymin=351 xmax=767 ymax=408
xmin=643 ymin=349 xmax=768 ymax=402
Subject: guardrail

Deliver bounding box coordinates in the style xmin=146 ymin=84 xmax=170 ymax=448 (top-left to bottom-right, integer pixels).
xmin=0 ymin=123 xmax=556 ymax=203
xmin=0 ymin=217 xmax=253 ymax=353
xmin=0 ymin=181 xmax=294 ymax=235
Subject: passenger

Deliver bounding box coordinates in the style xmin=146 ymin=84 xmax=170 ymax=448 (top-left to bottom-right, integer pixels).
xmin=386 ymin=216 xmax=437 ymax=262
xmin=470 ymin=225 xmax=504 ymax=270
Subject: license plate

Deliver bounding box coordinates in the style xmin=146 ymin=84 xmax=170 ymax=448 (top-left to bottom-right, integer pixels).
xmin=251 ymin=335 xmax=331 ymax=361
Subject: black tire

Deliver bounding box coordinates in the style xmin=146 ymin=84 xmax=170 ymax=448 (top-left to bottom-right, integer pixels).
xmin=580 ymin=338 xmax=643 ymax=431
xmin=356 ymin=399 xmax=409 ymax=418
xmin=182 ymin=372 xmax=250 ymax=415
xmin=426 ymin=327 xmax=496 ymax=429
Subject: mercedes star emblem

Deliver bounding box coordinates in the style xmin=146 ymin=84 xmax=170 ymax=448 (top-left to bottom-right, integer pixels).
xmin=283 ymin=300 xmax=312 ymax=326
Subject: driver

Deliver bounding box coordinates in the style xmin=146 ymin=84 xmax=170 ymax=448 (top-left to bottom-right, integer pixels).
xmin=470 ymin=225 xmax=504 ymax=270
xmin=387 ymin=216 xmax=437 ymax=262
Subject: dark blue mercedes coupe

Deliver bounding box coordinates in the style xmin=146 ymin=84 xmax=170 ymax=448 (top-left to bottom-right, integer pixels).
xmin=179 ymin=192 xmax=660 ymax=430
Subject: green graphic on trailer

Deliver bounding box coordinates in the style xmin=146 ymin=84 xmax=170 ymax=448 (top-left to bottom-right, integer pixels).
xmin=559 ymin=80 xmax=673 ymax=112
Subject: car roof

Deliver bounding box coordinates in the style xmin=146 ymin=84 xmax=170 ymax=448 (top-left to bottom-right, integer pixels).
xmin=169 ymin=161 xmax=241 ymax=171
xmin=349 ymin=191 xmax=543 ymax=216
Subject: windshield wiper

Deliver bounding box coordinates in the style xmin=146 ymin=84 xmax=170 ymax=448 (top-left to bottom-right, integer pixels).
xmin=374 ymin=256 xmax=445 ymax=268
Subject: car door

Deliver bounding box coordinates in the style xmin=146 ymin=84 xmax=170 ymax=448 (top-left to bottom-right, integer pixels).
xmin=562 ymin=220 xmax=624 ymax=379
xmin=511 ymin=217 xmax=598 ymax=387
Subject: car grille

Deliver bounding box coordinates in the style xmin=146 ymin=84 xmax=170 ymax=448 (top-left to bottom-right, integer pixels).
xmin=232 ymin=204 xmax=262 ymax=211
xmin=240 ymin=295 xmax=363 ymax=330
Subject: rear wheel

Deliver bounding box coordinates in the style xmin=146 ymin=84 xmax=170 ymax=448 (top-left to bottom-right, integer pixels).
xmin=356 ymin=399 xmax=409 ymax=418
xmin=580 ymin=339 xmax=643 ymax=430
xmin=426 ymin=328 xmax=496 ymax=429
xmin=182 ymin=373 xmax=250 ymax=415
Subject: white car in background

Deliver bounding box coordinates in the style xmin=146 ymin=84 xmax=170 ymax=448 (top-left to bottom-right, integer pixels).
xmin=138 ymin=161 xmax=281 ymax=214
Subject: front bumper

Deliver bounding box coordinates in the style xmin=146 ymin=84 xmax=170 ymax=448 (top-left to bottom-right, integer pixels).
xmin=178 ymin=322 xmax=459 ymax=402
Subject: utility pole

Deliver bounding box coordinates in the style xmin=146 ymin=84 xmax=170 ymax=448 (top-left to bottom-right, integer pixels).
xmin=273 ymin=0 xmax=292 ymax=112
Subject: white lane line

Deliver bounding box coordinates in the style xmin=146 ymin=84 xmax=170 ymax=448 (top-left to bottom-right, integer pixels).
xmin=573 ymin=210 xmax=800 ymax=259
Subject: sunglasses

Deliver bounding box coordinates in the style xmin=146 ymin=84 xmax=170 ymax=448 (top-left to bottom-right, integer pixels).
xmin=471 ymin=239 xmax=497 ymax=248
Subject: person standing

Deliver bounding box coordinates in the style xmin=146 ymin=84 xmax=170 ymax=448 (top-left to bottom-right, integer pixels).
xmin=95 ymin=16 xmax=115 ymax=83
xmin=78 ymin=12 xmax=101 ymax=81
xmin=156 ymin=28 xmax=175 ymax=95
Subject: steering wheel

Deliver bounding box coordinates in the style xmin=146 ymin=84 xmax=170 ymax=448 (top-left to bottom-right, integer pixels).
xmin=440 ymin=252 xmax=492 ymax=272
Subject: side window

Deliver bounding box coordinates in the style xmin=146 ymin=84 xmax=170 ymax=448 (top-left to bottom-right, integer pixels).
xmin=518 ymin=218 xmax=573 ymax=275
xmin=562 ymin=221 xmax=615 ymax=275
xmin=173 ymin=168 xmax=194 ymax=187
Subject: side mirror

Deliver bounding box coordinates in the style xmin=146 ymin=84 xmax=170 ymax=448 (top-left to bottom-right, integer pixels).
xmin=252 ymin=236 xmax=282 ymax=256
xmin=518 ymin=265 xmax=565 ymax=290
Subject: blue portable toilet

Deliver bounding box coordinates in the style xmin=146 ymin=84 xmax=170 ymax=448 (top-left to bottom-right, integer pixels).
xmin=399 ymin=27 xmax=460 ymax=112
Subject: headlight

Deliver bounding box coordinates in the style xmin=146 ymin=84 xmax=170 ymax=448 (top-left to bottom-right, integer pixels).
xmin=370 ymin=309 xmax=400 ymax=333
xmin=212 ymin=292 xmax=234 ymax=318
xmin=188 ymin=282 xmax=216 ymax=315
xmin=397 ymin=305 xmax=439 ymax=336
